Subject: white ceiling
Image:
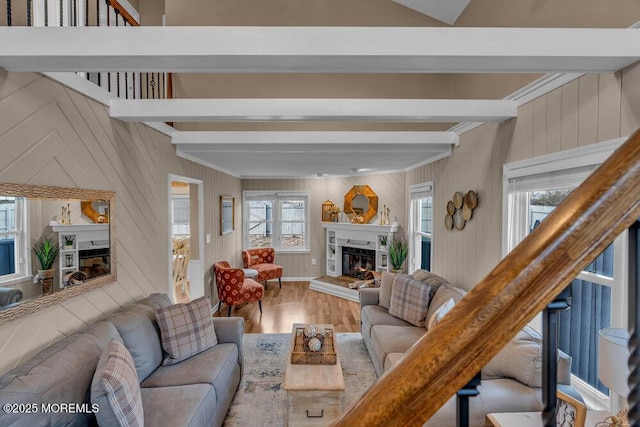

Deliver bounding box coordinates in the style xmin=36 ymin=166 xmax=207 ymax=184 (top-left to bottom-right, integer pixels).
xmin=3 ymin=26 xmax=637 ymax=178
xmin=176 ymin=139 xmax=453 ymax=178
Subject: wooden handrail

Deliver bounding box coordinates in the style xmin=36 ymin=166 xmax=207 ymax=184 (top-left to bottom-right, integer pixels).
xmin=333 ymin=129 xmax=640 ymax=426
xmin=106 ymin=0 xmax=140 ymax=26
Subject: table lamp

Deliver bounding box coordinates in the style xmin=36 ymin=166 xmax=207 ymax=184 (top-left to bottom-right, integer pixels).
xmin=598 ymin=328 xmax=630 ymax=427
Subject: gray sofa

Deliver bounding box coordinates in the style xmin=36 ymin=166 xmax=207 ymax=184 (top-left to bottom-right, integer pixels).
xmin=360 ymin=271 xmax=577 ymax=427
xmin=0 ymin=293 xmax=243 ymax=427
xmin=0 ymin=287 xmax=22 ymax=307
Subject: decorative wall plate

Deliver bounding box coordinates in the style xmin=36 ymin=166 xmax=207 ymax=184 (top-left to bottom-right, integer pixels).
xmin=465 ymin=191 xmax=478 ymax=209
xmin=447 ymin=200 xmax=456 ymax=215
xmin=444 ymin=214 xmax=453 ymax=230
xmin=462 ymin=203 xmax=473 ymax=221
xmin=445 ymin=190 xmax=478 ymax=232
xmin=453 ymin=210 xmax=465 ymax=230
xmin=453 ymin=191 xmax=463 ymax=209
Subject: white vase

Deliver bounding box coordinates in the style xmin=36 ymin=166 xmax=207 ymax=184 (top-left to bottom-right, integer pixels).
xmin=37 ymin=268 xmax=54 ymax=279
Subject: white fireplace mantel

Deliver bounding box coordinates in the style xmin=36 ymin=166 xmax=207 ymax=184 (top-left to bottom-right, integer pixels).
xmin=323 ymin=221 xmax=398 ymax=246
xmin=321 ymin=222 xmax=399 ymax=234
xmin=311 ymin=221 xmax=399 ymax=301
xmin=50 ymin=222 xmax=109 ymax=243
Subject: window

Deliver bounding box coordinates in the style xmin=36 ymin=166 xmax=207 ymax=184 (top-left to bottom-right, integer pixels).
xmin=243 ymin=191 xmax=309 ymax=252
xmin=171 ymin=196 xmax=190 ymax=237
xmin=408 ymin=183 xmax=433 ymax=272
xmin=503 ymin=138 xmax=628 ymax=409
xmin=0 ymin=196 xmax=29 ymax=283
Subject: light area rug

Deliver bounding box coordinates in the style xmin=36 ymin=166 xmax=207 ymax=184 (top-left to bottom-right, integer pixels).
xmin=223 ymin=332 xmax=378 ymax=426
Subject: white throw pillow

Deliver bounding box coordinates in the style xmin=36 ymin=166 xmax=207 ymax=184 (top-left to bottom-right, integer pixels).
xmin=427 ymin=298 xmax=455 ymax=330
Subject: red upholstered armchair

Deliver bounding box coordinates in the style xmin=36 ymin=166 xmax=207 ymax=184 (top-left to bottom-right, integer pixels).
xmin=242 ymin=247 xmax=283 ymax=288
xmin=213 ymin=261 xmax=264 ymax=316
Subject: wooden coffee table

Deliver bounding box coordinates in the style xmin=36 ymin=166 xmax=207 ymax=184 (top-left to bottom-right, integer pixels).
xmin=283 ymin=323 xmax=345 ymax=426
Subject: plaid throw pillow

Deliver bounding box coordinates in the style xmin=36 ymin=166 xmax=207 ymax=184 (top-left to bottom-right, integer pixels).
xmin=388 ymin=274 xmax=431 ymax=327
xmin=91 ymin=339 xmax=144 ymax=427
xmin=155 ymin=296 xmax=218 ymax=366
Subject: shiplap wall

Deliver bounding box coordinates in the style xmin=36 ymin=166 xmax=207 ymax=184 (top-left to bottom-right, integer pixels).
xmin=0 ymin=68 xmax=242 ymax=375
xmin=242 ymin=173 xmax=406 ymax=278
xmin=406 ymin=63 xmax=640 ymax=290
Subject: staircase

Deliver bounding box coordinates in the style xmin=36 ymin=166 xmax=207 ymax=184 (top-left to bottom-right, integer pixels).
xmin=333 ymin=129 xmax=640 ymax=425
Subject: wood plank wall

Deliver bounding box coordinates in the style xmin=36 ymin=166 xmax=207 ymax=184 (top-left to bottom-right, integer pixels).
xmin=242 ymin=173 xmax=406 ymax=278
xmin=0 ymin=68 xmax=242 ymax=375
xmin=406 ymin=62 xmax=640 ymax=290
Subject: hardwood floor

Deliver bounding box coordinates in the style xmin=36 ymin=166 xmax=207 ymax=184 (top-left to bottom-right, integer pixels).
xmin=212 ymin=281 xmax=361 ymax=334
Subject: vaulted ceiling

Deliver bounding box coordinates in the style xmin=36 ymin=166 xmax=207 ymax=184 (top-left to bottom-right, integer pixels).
xmin=161 ymin=0 xmax=640 ymax=177
xmin=2 ymin=0 xmax=639 ymax=178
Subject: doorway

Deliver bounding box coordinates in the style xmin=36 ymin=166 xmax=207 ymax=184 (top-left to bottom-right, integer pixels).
xmin=168 ymin=175 xmax=204 ymax=303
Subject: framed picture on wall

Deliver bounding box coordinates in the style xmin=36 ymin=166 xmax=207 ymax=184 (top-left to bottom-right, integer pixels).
xmin=220 ymin=196 xmax=234 ymax=235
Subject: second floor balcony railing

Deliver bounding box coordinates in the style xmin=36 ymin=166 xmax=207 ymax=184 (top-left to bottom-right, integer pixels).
xmin=2 ymin=0 xmax=171 ymax=101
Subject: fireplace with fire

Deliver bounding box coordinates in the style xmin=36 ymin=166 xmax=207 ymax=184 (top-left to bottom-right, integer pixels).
xmin=78 ymin=242 xmax=110 ymax=280
xmin=342 ymin=246 xmax=375 ymax=279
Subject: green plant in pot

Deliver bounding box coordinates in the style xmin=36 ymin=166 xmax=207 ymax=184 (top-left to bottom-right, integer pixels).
xmin=32 ymin=231 xmax=60 ymax=280
xmin=388 ymin=235 xmax=408 ymax=273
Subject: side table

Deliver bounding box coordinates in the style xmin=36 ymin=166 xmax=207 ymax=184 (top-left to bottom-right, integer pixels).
xmin=242 ymin=268 xmax=259 ymax=279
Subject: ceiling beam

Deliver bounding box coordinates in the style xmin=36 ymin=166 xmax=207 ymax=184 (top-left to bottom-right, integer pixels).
xmin=0 ymin=27 xmax=638 ymax=73
xmin=172 ymin=131 xmax=459 ymax=146
xmin=110 ymin=99 xmax=517 ymax=122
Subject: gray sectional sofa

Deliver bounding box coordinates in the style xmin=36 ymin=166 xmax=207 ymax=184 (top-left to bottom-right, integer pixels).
xmin=360 ymin=270 xmax=578 ymax=427
xmin=0 ymin=293 xmax=243 ymax=427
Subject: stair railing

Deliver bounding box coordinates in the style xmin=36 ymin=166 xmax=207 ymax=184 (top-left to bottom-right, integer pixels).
xmin=333 ymin=128 xmax=640 ymax=426
xmin=2 ymin=0 xmax=170 ymax=101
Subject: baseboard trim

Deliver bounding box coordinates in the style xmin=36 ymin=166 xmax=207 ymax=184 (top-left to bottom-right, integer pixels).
xmin=309 ymin=278 xmax=359 ymax=303
xmin=212 ymin=301 xmax=221 ymax=313
xmin=276 ymin=277 xmax=314 ymax=282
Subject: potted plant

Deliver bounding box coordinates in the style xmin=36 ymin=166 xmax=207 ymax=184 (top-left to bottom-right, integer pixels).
xmin=388 ymin=235 xmax=408 ymax=273
xmin=32 ymin=231 xmax=60 ymax=281
xmin=64 ymin=235 xmax=75 ymax=249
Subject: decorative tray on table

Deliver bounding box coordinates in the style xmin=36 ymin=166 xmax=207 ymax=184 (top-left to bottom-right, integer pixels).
xmin=291 ymin=326 xmax=336 ymax=365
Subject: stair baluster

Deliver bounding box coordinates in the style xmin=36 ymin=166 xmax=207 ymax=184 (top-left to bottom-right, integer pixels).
xmin=542 ymin=286 xmax=571 ymax=426
xmin=628 ymin=220 xmax=640 ymax=425
xmin=456 ymin=372 xmax=481 ymax=427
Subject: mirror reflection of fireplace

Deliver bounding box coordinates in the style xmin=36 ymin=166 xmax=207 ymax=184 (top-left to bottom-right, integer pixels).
xmin=78 ymin=242 xmax=110 ymax=280
xmin=342 ymin=247 xmax=375 ymax=279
